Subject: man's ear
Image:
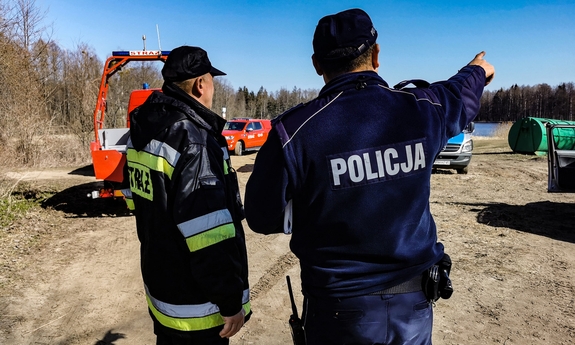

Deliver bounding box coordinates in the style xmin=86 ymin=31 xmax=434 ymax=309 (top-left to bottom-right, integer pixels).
xmin=371 ymin=44 xmax=380 ymax=70
xmin=312 ymin=54 xmax=324 ymax=76
xmin=191 ymin=77 xmax=202 ymax=98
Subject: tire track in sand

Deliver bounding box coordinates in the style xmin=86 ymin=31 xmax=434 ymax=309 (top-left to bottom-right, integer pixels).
xmin=249 ymin=251 xmax=298 ymax=300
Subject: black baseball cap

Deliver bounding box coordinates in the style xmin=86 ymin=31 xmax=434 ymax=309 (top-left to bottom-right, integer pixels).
xmin=161 ymin=46 xmax=226 ymax=82
xmin=313 ymin=8 xmax=378 ymax=62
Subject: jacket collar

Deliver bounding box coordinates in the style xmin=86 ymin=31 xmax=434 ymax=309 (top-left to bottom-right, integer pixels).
xmin=319 ymin=71 xmax=389 ymax=97
xmin=162 ymin=82 xmax=226 ymax=134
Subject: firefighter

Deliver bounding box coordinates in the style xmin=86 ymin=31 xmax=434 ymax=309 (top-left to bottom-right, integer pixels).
xmin=125 ymin=45 xmax=251 ymax=344
xmin=245 ymin=8 xmax=494 ymax=345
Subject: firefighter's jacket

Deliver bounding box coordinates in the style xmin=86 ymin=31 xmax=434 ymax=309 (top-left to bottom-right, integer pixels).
xmin=125 ymin=82 xmax=251 ymax=334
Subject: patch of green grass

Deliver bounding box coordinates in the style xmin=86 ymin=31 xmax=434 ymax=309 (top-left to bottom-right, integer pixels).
xmin=0 ymin=182 xmax=56 ymax=228
xmin=0 ymin=198 xmax=37 ymax=228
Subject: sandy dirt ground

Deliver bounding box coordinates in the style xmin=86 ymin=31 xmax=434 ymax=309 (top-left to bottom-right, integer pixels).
xmin=1 ymin=137 xmax=574 ymax=345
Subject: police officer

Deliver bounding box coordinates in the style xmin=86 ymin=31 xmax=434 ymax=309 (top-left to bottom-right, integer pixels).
xmin=244 ymin=8 xmax=494 ymax=345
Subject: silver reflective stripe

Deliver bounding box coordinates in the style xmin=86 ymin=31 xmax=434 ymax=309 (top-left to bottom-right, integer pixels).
xmin=146 ymin=285 xmax=219 ymax=317
xmin=145 ymin=285 xmax=251 ymax=318
xmin=283 ymin=200 xmax=293 ymax=234
xmin=242 ymin=289 xmax=250 ymax=304
xmin=143 ymin=139 xmax=180 ymax=167
xmin=178 ymin=209 xmax=233 ymax=238
xmin=222 ymin=147 xmax=230 ymax=160
xmin=126 ymin=138 xmax=180 ymax=167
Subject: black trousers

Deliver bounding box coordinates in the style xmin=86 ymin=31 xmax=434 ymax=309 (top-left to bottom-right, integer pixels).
xmin=154 ymin=323 xmax=228 ymax=345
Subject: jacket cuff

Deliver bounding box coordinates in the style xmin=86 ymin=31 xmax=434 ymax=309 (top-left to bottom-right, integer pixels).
xmin=218 ymin=297 xmax=243 ymax=317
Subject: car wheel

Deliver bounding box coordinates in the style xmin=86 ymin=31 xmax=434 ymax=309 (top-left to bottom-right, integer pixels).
xmin=456 ymin=166 xmax=468 ymax=174
xmin=235 ymin=141 xmax=243 ymax=156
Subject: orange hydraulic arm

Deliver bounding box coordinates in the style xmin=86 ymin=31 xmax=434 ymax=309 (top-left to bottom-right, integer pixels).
xmin=89 ymin=50 xmax=169 ymax=197
xmin=92 ymin=50 xmax=169 ymax=144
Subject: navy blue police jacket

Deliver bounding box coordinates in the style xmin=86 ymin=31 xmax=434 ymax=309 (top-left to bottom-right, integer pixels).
xmin=245 ymin=65 xmax=486 ymax=299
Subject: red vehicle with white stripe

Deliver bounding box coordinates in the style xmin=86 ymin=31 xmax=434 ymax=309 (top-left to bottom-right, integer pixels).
xmin=223 ymin=118 xmax=271 ymax=155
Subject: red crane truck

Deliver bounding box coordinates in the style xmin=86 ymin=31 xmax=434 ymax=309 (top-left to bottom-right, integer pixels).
xmin=89 ymin=50 xmax=169 ymax=199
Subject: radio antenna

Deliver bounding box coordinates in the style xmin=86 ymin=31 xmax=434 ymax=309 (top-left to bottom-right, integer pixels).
xmin=156 ymin=24 xmax=162 ymax=51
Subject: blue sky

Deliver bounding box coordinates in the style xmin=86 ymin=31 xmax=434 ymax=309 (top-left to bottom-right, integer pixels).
xmin=39 ymin=0 xmax=574 ymax=93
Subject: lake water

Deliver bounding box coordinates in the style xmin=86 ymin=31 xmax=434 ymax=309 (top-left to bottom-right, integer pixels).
xmin=473 ymin=122 xmax=500 ymax=137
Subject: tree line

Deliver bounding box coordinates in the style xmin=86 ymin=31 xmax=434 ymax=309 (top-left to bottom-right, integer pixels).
xmin=477 ymin=83 xmax=575 ymax=122
xmin=0 ymin=0 xmax=318 ymax=167
xmin=1 ymin=0 xmax=574 ymax=169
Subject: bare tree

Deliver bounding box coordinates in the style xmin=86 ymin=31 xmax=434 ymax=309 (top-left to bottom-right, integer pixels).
xmin=58 ymin=46 xmax=102 ymax=144
xmin=214 ymin=78 xmax=242 ymax=119
xmin=13 ymin=0 xmax=47 ymax=51
xmin=106 ymin=61 xmax=163 ymax=128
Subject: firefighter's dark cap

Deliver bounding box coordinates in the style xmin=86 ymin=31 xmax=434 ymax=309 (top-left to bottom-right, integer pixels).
xmin=162 ymin=46 xmax=226 ymax=82
xmin=313 ymin=8 xmax=378 ymax=62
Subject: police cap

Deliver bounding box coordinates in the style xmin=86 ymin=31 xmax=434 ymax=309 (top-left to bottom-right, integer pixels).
xmin=313 ymin=8 xmax=378 ymax=62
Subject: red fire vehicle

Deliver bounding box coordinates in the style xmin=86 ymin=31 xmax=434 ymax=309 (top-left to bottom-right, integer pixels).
xmin=223 ymin=118 xmax=272 ymax=155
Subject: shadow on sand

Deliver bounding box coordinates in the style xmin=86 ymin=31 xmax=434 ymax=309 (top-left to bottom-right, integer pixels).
xmin=41 ymin=181 xmax=131 ymax=218
xmin=458 ymin=200 xmax=575 ymax=244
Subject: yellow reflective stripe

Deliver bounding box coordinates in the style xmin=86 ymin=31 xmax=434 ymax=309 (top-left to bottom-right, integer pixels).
xmin=127 ymin=149 xmax=175 ymax=179
xmin=242 ymin=301 xmax=251 ymax=316
xmin=148 ymin=299 xmax=252 ymax=332
xmin=120 ymin=188 xmax=135 ymax=210
xmin=147 ymin=295 xmax=224 ymax=331
xmin=185 ymin=223 xmax=235 ymax=252
xmin=127 ymin=139 xmax=180 ymax=167
xmin=125 ymin=198 xmax=135 ymax=211
xmin=178 ymin=210 xmax=233 ymax=237
xmin=145 ymin=287 xmax=251 ymax=332
xmin=221 ymin=147 xmax=230 ymax=175
xmin=224 ymin=160 xmax=229 ymax=175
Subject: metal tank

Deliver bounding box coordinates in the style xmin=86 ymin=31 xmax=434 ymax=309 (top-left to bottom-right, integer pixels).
xmin=508 ymin=117 xmax=575 ymax=154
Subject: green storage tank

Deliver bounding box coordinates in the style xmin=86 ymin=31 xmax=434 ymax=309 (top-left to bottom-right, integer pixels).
xmin=508 ymin=117 xmax=575 ymax=154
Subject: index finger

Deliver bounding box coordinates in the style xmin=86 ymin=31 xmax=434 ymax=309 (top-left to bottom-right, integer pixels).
xmin=470 ymin=51 xmax=486 ymax=64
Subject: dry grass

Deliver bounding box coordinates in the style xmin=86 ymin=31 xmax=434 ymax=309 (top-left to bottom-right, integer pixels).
xmin=1 ymin=134 xmax=91 ymax=169
xmin=0 ymin=133 xmax=92 ymax=199
xmin=492 ymin=121 xmax=513 ymax=138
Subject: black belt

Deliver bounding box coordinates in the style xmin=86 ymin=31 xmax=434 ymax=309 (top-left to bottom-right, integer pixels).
xmin=369 ymin=275 xmax=422 ymax=295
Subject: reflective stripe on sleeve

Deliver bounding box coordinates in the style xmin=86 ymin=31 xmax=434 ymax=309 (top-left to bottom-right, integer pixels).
xmin=120 ymin=188 xmax=132 ymax=198
xmin=145 ymin=286 xmax=251 ymax=331
xmin=120 ymin=188 xmax=135 ymax=210
xmin=178 ymin=210 xmax=236 ymax=252
xmin=127 ymin=149 xmax=175 ymax=180
xmin=128 ymin=139 xmax=180 ymax=167
xmin=126 ymin=139 xmax=179 ymax=179
xmin=222 ymin=147 xmax=230 ymax=175
xmin=184 ymin=224 xmax=235 ymax=252
xmin=224 ymin=160 xmax=230 ymax=175
xmin=145 ymin=140 xmax=180 ymax=166
xmin=178 ymin=209 xmax=233 ymax=237
xmin=124 ymin=198 xmax=135 ymax=211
